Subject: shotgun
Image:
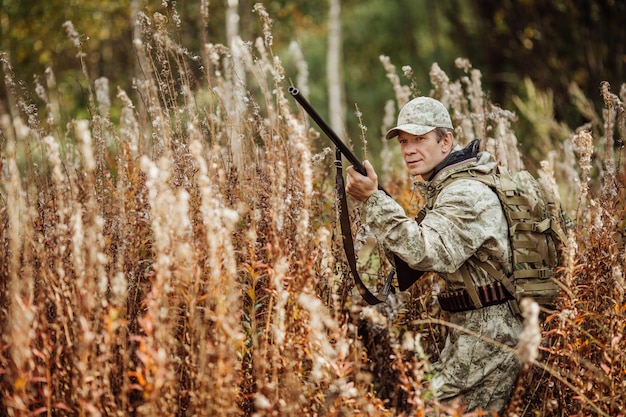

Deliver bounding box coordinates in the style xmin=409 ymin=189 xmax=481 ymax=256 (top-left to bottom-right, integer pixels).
xmin=288 ymin=86 xmax=423 ymax=303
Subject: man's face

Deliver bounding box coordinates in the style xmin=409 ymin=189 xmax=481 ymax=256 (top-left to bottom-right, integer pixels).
xmin=397 ymin=129 xmax=452 ymax=179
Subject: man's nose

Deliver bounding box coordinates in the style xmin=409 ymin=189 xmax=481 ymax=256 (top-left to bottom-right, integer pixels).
xmin=404 ymin=142 xmax=418 ymax=154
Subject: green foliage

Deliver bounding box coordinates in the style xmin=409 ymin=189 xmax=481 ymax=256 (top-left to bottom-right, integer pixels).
xmin=335 ymin=1 xmax=462 ymax=158
xmin=511 ymin=78 xmax=572 ymax=167
xmin=466 ymin=0 xmax=626 ymax=126
xmin=2 ymin=0 xmax=624 ymax=168
xmin=2 ymin=0 xmax=135 ymax=113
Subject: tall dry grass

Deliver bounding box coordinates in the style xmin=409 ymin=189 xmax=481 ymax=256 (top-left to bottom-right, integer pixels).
xmin=0 ymin=7 xmax=625 ymax=417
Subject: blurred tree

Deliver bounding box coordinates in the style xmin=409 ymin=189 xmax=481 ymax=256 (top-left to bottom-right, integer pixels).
xmin=1 ymin=0 xmax=138 ymax=120
xmin=337 ymin=0 xmax=472 ymax=157
xmin=324 ymin=0 xmax=625 ymax=164
xmin=0 ymin=0 xmax=326 ymax=119
xmin=327 ymin=0 xmax=344 ymax=135
xmin=461 ymin=0 xmax=625 ymax=126
xmin=1 ymin=0 xmax=623 ymax=154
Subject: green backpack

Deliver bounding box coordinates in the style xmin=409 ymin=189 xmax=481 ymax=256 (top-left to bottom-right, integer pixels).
xmin=425 ymin=165 xmax=570 ymax=314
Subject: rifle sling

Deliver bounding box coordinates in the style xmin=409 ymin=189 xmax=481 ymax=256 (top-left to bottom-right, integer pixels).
xmin=335 ymin=148 xmax=424 ymax=304
xmin=335 ymin=149 xmax=387 ymax=304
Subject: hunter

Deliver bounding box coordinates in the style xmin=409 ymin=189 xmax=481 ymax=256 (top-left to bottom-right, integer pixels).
xmin=345 ymin=96 xmax=523 ymax=413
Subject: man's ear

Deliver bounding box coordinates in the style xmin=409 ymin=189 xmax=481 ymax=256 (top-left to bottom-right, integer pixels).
xmin=441 ymin=131 xmax=454 ymax=153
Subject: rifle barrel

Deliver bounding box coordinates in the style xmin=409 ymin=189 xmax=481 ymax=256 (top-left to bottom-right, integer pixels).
xmin=288 ymin=86 xmax=367 ymax=177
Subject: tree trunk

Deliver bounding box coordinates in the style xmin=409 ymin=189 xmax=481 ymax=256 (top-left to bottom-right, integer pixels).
xmin=327 ymin=0 xmax=345 ymax=136
xmin=226 ymin=0 xmax=239 ymax=50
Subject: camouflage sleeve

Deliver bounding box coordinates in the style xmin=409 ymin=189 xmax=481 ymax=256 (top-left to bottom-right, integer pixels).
xmin=362 ymin=179 xmax=508 ymax=273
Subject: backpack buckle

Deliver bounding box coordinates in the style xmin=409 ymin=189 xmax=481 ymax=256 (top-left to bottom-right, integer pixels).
xmin=537 ymin=268 xmax=552 ymax=279
xmin=534 ymin=218 xmax=551 ymax=233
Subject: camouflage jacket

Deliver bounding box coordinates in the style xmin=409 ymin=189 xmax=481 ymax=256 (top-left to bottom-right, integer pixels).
xmin=362 ymin=148 xmax=523 ymax=412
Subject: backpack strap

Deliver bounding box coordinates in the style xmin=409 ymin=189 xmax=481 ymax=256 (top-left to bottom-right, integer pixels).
xmin=466 ymin=258 xmax=520 ymax=315
xmin=458 ymin=263 xmax=483 ymax=309
xmin=536 ymin=177 xmax=570 ymax=246
xmin=472 ymin=259 xmax=517 ymax=297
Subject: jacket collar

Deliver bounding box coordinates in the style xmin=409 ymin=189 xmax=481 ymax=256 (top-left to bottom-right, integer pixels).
xmin=427 ymin=138 xmax=481 ymax=181
xmin=414 ymin=139 xmax=496 ymax=198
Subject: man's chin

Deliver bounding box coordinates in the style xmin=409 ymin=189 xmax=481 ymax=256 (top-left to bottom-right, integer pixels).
xmin=408 ymin=168 xmax=433 ymax=179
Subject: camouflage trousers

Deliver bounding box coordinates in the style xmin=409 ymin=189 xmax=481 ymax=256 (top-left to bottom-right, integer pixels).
xmin=429 ymin=302 xmax=523 ymax=414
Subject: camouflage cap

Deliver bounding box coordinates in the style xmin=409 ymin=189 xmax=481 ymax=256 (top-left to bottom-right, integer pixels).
xmin=385 ymin=97 xmax=453 ymax=139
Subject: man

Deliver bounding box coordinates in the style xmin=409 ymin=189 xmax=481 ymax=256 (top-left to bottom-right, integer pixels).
xmin=345 ymin=97 xmax=523 ymax=413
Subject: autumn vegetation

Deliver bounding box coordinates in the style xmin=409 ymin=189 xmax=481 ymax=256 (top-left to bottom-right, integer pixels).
xmin=1 ymin=5 xmax=625 ymax=417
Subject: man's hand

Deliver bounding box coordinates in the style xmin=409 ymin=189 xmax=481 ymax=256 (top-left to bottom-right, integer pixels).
xmin=346 ymin=160 xmax=379 ymax=202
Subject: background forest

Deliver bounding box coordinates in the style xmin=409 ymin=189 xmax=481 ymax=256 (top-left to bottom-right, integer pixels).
xmin=2 ymin=0 xmax=625 ymax=166
xmin=0 ymin=0 xmax=625 ymax=416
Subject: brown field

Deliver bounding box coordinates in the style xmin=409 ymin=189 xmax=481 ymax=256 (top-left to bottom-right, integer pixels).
xmin=1 ymin=10 xmax=625 ymax=417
